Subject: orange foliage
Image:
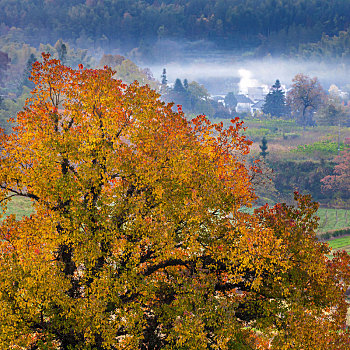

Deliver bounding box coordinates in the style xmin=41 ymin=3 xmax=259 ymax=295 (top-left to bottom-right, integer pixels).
xmin=0 ymin=54 xmax=349 ymax=349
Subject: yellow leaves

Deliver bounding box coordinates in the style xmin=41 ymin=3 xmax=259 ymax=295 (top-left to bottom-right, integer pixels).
xmin=271 ymin=307 xmax=349 ymax=350
xmin=169 ymin=313 xmax=207 ymax=349
xmin=1 ymin=54 xmax=350 ymax=349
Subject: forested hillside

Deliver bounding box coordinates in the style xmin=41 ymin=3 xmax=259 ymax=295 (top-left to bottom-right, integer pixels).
xmin=1 ymin=0 xmax=350 ymax=58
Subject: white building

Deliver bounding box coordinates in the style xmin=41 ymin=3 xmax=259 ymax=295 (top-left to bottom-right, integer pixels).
xmin=235 ymin=95 xmax=254 ymax=113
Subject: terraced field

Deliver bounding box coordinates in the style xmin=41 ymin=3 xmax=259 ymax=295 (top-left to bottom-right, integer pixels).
xmin=241 ymin=207 xmax=350 ymax=234
xmin=317 ymin=208 xmax=350 ymax=233
xmin=326 ymin=236 xmax=350 ymax=254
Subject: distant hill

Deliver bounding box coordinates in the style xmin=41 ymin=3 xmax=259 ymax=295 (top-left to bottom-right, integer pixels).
xmin=1 ymin=0 xmax=350 ymax=60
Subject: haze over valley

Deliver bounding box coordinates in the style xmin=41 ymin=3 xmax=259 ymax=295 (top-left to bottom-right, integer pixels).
xmin=149 ymin=56 xmax=350 ymax=95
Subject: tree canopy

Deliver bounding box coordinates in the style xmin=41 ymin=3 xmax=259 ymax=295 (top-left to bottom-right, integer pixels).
xmin=0 ymin=54 xmax=350 ymax=349
xmin=224 ymin=92 xmax=238 ymax=110
xmin=287 ymin=74 xmax=326 ymax=128
xmin=262 ymin=80 xmax=287 ymax=118
xmin=163 ymin=79 xmax=217 ymax=117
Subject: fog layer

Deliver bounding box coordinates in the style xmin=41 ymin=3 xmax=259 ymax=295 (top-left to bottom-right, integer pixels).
xmin=148 ymin=56 xmax=350 ymax=94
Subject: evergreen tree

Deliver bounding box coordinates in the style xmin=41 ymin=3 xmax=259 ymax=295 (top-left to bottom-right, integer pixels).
xmin=161 ymin=68 xmax=167 ymax=85
xmin=183 ymin=78 xmax=189 ymax=89
xmin=55 ymin=39 xmax=67 ymax=64
xmin=59 ymin=43 xmax=67 ymax=64
xmin=173 ymin=78 xmax=185 ymax=93
xmin=224 ymin=92 xmax=238 ymax=110
xmin=262 ymin=79 xmax=287 ymax=118
xmin=259 ymin=136 xmax=269 ymax=158
xmin=21 ymin=53 xmax=37 ymax=91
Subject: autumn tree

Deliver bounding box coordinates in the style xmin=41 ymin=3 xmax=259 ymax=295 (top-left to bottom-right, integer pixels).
xmin=115 ymin=59 xmax=159 ymax=90
xmin=0 ymin=54 xmax=349 ymax=350
xmin=99 ymin=54 xmax=126 ymax=68
xmin=287 ymin=73 xmax=326 ymax=128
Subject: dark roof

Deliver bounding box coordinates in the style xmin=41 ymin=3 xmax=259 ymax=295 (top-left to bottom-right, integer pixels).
xmin=251 ymin=100 xmax=265 ymax=108
xmin=236 ymin=94 xmax=253 ymax=103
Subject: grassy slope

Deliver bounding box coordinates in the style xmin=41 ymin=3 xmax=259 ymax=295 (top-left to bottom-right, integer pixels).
xmin=326 ymin=236 xmax=350 ymax=253
xmin=317 ymin=208 xmax=350 ymax=233
xmin=1 ymin=196 xmax=34 ymax=219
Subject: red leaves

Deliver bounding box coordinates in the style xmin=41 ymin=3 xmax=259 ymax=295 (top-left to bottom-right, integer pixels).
xmin=321 ymin=140 xmax=350 ymax=195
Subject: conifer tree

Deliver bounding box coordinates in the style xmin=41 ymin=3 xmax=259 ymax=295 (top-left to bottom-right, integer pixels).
xmin=161 ymin=68 xmax=167 ymax=85
xmin=259 ymin=136 xmax=269 ymax=158
xmin=173 ymin=78 xmax=185 ymax=93
xmin=224 ymin=92 xmax=238 ymax=110
xmin=54 ymin=39 xmax=67 ymax=64
xmin=21 ymin=53 xmax=37 ymax=91
xmin=183 ymin=78 xmax=189 ymax=89
xmin=262 ymin=79 xmax=287 ymax=118
xmin=0 ymin=51 xmax=10 ymax=86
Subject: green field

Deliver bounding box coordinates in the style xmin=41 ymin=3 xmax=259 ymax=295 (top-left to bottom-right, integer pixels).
xmin=241 ymin=207 xmax=350 ymax=233
xmin=0 ymin=196 xmax=33 ymax=219
xmin=317 ymin=208 xmax=350 ymax=233
xmin=326 ymin=236 xmax=350 ymax=252
xmin=325 ymin=236 xmax=350 ymax=261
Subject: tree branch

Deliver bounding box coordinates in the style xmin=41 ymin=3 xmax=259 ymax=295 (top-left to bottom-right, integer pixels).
xmin=0 ymin=184 xmax=40 ymax=201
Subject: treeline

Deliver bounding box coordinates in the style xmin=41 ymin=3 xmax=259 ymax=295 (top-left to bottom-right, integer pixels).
xmin=1 ymin=0 xmax=350 ymax=58
xmin=270 ymin=159 xmax=335 ymax=204
xmin=298 ymin=29 xmax=350 ymax=61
